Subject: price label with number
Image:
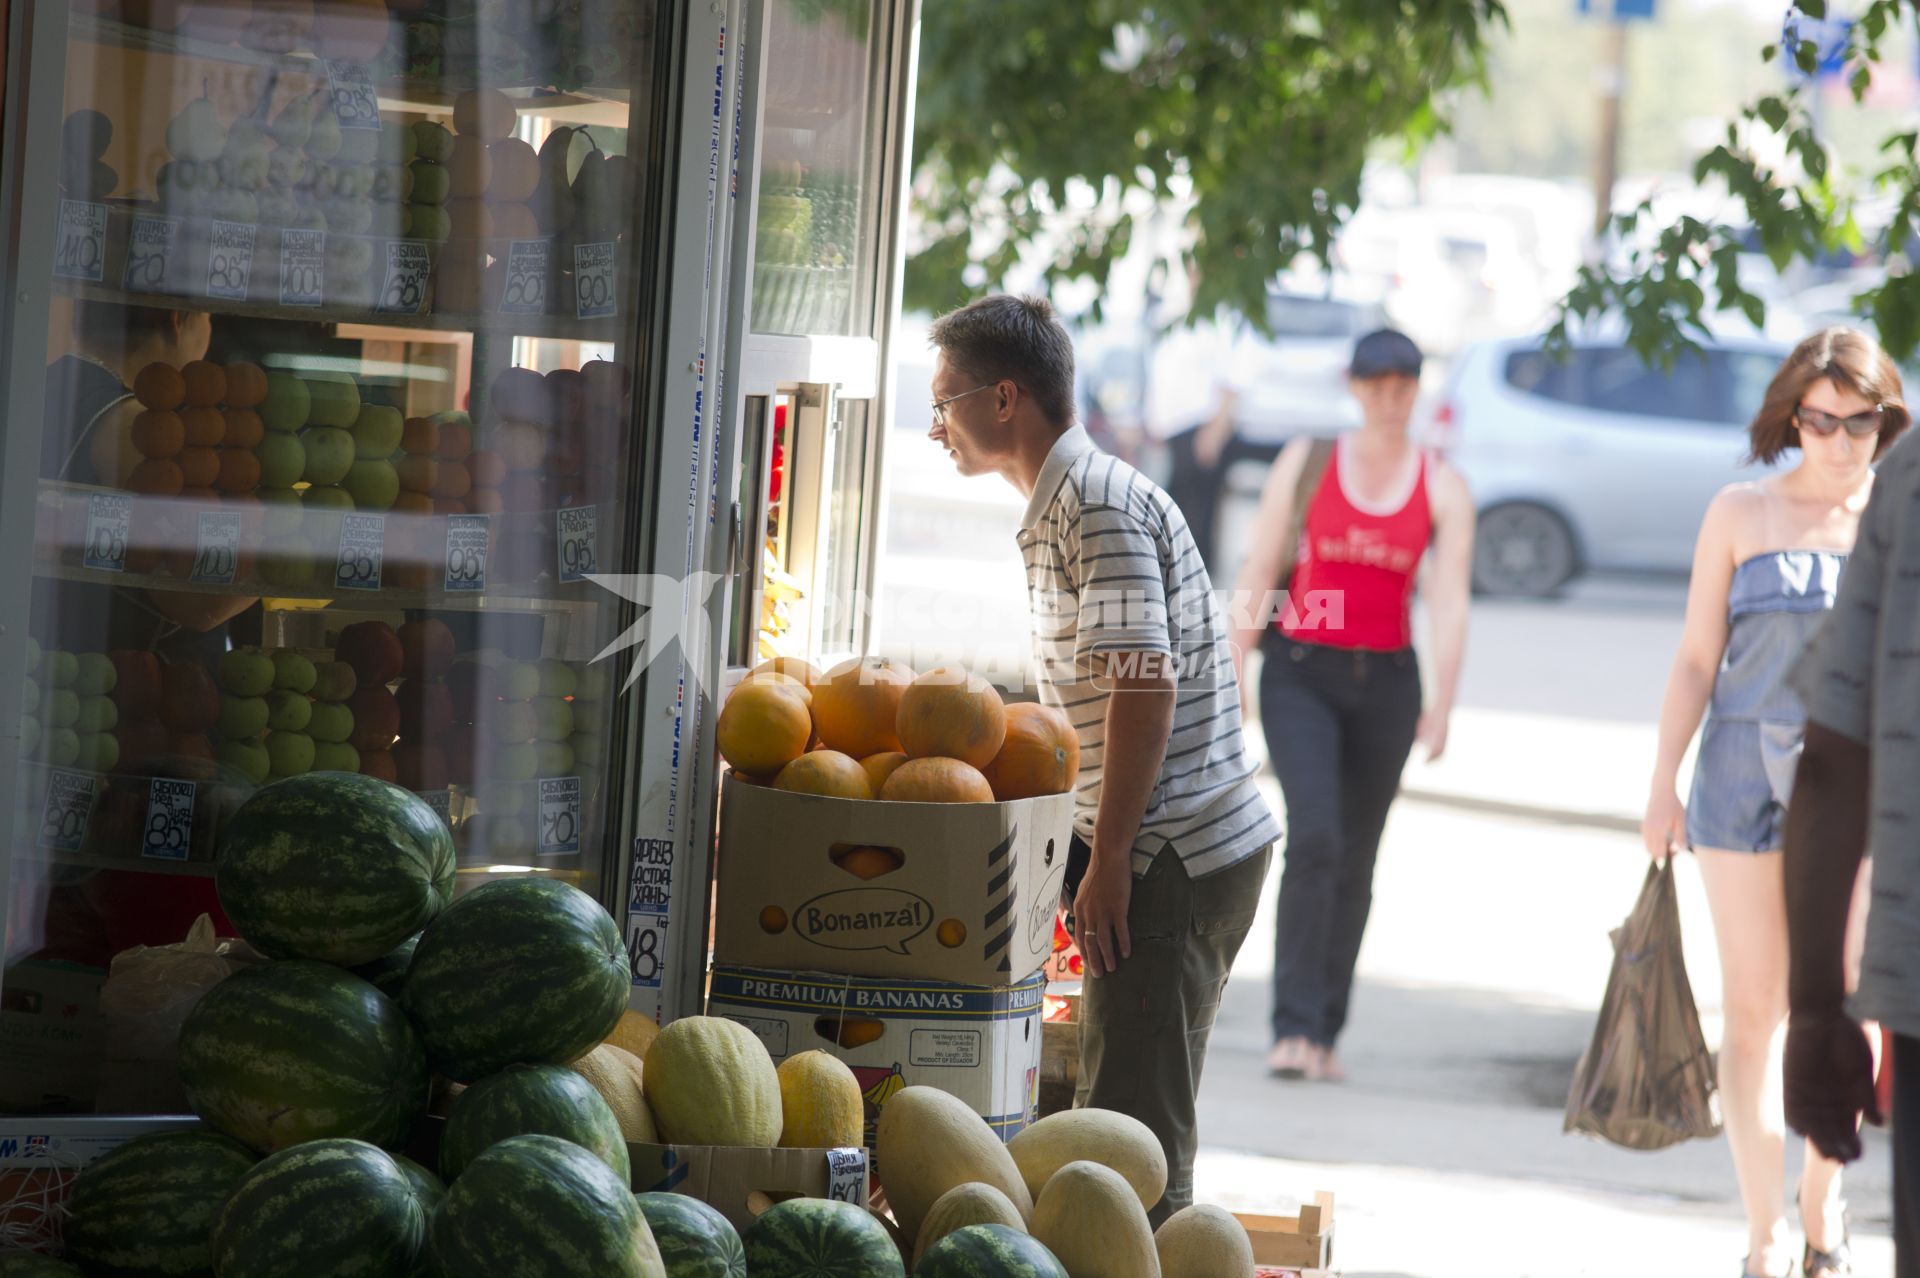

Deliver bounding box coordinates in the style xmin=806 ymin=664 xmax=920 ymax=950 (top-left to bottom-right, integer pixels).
xmin=626 ymin=836 xmax=674 ymax=988
xmin=122 ymin=215 xmax=179 ymax=294
xmin=54 ymin=200 xmax=108 ymax=282
xmin=538 ymin=777 xmax=582 ymax=856
xmin=142 ymin=778 xmax=196 ymax=862
xmin=444 ymin=514 xmax=489 ymax=592
xmin=825 ymin=1150 xmax=867 ymax=1206
xmin=190 ymin=511 xmax=243 ymax=585
xmin=497 ymin=239 xmax=550 ymax=315
xmin=377 ymin=240 xmax=431 ymax=314
xmin=83 ymin=494 xmax=129 ymax=573
xmin=280 ymin=228 xmax=326 ymax=308
xmin=556 ymin=505 xmax=598 ymax=583
xmin=334 ymin=514 xmax=385 ymax=591
xmin=205 ymin=220 xmax=257 ymax=301
xmin=326 ymin=61 xmax=381 ymax=130
xmin=573 ymin=242 xmax=617 ymax=319
xmin=38 ymin=770 xmax=97 ymax=854
xmin=424 ymin=788 xmax=452 ymax=830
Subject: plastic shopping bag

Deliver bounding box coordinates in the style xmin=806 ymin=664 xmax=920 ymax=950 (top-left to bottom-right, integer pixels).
xmin=94 ymin=914 xmax=260 ymax=1114
xmin=1564 ymin=857 xmax=1722 ymax=1150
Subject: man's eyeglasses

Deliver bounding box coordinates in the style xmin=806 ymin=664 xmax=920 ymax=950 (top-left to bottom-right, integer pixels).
xmin=1796 ymin=405 xmax=1883 ymax=439
xmin=931 ymin=383 xmax=997 ymax=427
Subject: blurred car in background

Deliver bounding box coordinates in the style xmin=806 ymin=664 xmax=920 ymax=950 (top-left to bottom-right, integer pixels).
xmin=1230 ymin=289 xmax=1389 ymax=447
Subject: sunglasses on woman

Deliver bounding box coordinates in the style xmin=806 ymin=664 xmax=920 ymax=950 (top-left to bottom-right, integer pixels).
xmin=1795 ymin=405 xmax=1883 ymax=438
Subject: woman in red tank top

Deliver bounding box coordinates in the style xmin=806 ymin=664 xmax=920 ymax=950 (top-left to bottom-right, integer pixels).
xmin=1228 ymin=329 xmax=1476 ymax=1082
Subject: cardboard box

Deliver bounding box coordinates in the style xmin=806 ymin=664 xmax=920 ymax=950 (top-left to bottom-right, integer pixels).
xmin=708 ymin=964 xmax=1045 ymax=1148
xmin=628 ymin=1143 xmax=868 ymax=1233
xmin=714 ymin=779 xmax=1074 ymax=985
xmin=0 ymin=1116 xmax=200 ymax=1253
xmin=1239 ymin=1193 xmax=1336 ymax=1270
xmin=0 ymin=961 xmax=106 ymax=1113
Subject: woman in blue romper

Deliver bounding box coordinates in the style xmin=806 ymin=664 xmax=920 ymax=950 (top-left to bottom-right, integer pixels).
xmin=1645 ymin=328 xmax=1909 ymax=1278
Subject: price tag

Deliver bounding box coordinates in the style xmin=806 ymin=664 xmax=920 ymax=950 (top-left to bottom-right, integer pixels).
xmin=205 ymin=220 xmax=257 ymax=301
xmin=83 ymin=494 xmax=129 ymax=573
xmin=54 ymin=200 xmax=108 ymax=282
xmin=498 ymin=239 xmax=550 ymax=314
xmin=573 ymin=242 xmax=616 ymax=319
xmin=555 ymin=505 xmax=598 ymax=583
xmin=626 ymin=837 xmax=674 ymax=989
xmin=538 ymin=777 xmax=581 ymax=856
xmin=824 ymin=1149 xmax=867 ymax=1206
xmin=142 ymin=778 xmax=196 ymax=862
xmin=190 ymin=511 xmax=243 ymax=585
xmin=443 ymin=514 xmax=489 ymax=592
xmin=424 ymin=788 xmax=452 ymax=830
xmin=376 ymin=240 xmax=431 ymax=314
xmin=326 ymin=61 xmax=382 ymax=130
xmin=334 ymin=513 xmax=386 ymax=591
xmin=279 ymin=228 xmax=326 ymax=308
xmin=121 ymin=215 xmax=178 ymax=293
xmin=38 ymin=770 xmax=97 ymax=854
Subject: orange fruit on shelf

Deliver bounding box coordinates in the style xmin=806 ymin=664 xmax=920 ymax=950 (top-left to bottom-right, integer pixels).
xmin=430 ymin=460 xmax=472 ymax=500
xmin=833 ymin=845 xmax=904 ymax=879
xmin=215 ymin=447 xmax=261 ymax=493
xmin=133 ymin=362 xmax=185 ymax=410
xmin=127 ymin=457 xmax=184 ymax=496
xmin=180 ymin=406 xmax=226 ymax=448
xmin=437 ymin=420 xmax=472 ymax=460
xmin=130 ymin=409 xmax=185 ymax=458
xmin=392 ymin=491 xmax=435 ymax=515
xmin=487 ymin=138 xmax=539 ymax=202
xmin=880 ymin=757 xmax=995 ymax=804
xmin=811 ymin=657 xmax=915 ymax=759
xmin=452 ymin=88 xmax=517 ymax=139
xmin=896 ymin=664 xmax=1007 ymax=768
xmin=717 ymin=681 xmax=813 ymax=778
xmin=431 ymin=497 xmax=468 ymax=515
xmin=395 ymin=454 xmax=438 ymax=494
xmin=982 ymin=702 xmax=1080 ymax=800
xmin=467 ymin=449 xmax=507 ymax=487
xmin=181 ymin=360 xmax=226 ymax=407
xmin=401 ymin=416 xmax=439 ymax=455
xmin=176 ymin=446 xmax=220 ymax=488
xmin=222 ymin=408 xmax=265 ymax=449
xmin=859 ymin=750 xmax=908 ymax=794
xmin=773 ymin=749 xmax=873 ymax=799
xmin=223 ymin=362 xmax=268 ymax=409
xmin=449 ymin=139 xmax=493 ymax=200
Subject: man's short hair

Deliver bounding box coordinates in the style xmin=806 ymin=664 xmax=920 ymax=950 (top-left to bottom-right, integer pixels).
xmin=928 ymin=294 xmax=1076 ymax=427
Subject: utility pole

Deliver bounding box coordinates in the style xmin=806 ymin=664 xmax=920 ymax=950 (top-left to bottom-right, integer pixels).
xmin=1591 ymin=15 xmax=1629 ymax=242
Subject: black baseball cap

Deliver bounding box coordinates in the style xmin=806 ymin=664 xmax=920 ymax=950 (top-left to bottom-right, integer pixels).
xmin=1349 ymin=329 xmax=1423 ymax=379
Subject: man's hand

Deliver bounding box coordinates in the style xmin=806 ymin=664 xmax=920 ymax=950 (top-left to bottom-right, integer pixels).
xmin=1785 ymin=1006 xmax=1882 ymax=1163
xmin=1073 ymin=853 xmax=1134 ymax=979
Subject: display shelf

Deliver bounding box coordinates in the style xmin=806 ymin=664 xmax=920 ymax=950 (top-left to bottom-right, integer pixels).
xmin=34 ymin=558 xmax=604 ymax=615
xmin=14 ymin=847 xmax=218 ymax=879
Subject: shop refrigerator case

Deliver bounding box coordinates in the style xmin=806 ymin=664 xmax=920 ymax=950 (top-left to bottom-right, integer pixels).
xmin=0 ymin=0 xmax=748 ymax=1136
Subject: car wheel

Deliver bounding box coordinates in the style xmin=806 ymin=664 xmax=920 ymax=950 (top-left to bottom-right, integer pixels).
xmin=1472 ymin=503 xmax=1578 ymax=597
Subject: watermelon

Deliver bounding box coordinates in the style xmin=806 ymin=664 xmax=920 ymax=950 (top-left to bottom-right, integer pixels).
xmin=352 ymin=933 xmax=420 ymax=997
xmin=743 ymin=1199 xmax=904 ymax=1278
xmin=392 ymin=1153 xmax=446 ymax=1212
xmin=633 ymin=1193 xmax=746 ymax=1278
xmin=211 ymin=1138 xmax=425 ymax=1278
xmin=425 ymin=1134 xmax=664 ymax=1278
xmin=63 ymin=1130 xmax=254 ymax=1278
xmin=401 ymin=878 xmax=627 ymax=1082
xmin=0 ymin=1258 xmax=83 ymax=1277
xmin=441 ymin=1064 xmax=631 ymax=1183
xmin=178 ymin=959 xmax=429 ymax=1153
xmin=216 ymin=771 xmax=455 ymax=965
xmin=914 ymin=1225 xmax=1067 ymax=1278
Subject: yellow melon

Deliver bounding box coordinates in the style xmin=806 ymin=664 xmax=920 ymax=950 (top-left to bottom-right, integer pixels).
xmin=811 ymin=657 xmax=915 ymax=758
xmin=774 ymin=750 xmax=873 ymax=798
xmin=606 ymin=1008 xmax=662 ymax=1061
xmin=567 ymin=1043 xmax=657 ymax=1144
xmin=982 ymin=702 xmax=1080 ymax=800
xmin=1008 ymin=1108 xmax=1168 ymax=1213
xmin=642 ymin=1016 xmax=781 ymax=1146
xmin=752 ymin=656 xmax=822 ymax=688
xmin=881 ymin=757 xmax=995 ymax=803
xmin=859 ymin=750 xmax=909 ymax=793
xmin=1031 ymin=1160 xmax=1157 ymax=1278
xmin=896 ymin=665 xmax=1007 ymax=768
xmin=776 ymin=1050 xmax=864 ymax=1150
xmin=717 ymin=681 xmax=812 ymax=777
xmin=876 ymin=1085 xmax=1033 ymax=1246
xmin=911 ymin=1183 xmax=1029 ymax=1268
xmin=1155 ymin=1203 xmax=1256 ymax=1278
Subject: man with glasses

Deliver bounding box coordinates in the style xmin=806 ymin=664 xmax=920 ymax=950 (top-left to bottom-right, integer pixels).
xmin=927 ymin=294 xmax=1279 ymax=1225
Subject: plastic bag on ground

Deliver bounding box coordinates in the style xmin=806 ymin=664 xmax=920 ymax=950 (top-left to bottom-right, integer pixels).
xmin=93 ymin=914 xmax=261 ymax=1115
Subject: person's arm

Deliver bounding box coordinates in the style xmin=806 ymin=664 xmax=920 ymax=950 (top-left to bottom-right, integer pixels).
xmin=1227 ymin=437 xmax=1311 ymax=678
xmin=1416 ymin=462 xmax=1474 ymax=762
xmin=1641 ymin=489 xmax=1740 ymax=858
xmin=1075 ymin=658 xmax=1178 ymax=978
xmin=1193 ymin=387 xmax=1238 ymax=470
xmin=87 ymin=397 xmax=142 ymax=489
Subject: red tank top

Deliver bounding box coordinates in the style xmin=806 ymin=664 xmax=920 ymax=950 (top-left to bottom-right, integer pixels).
xmin=1280 ymin=439 xmax=1432 ymax=651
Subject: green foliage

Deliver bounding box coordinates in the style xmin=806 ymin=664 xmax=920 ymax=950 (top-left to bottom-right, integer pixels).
xmin=906 ymin=0 xmax=1508 ymax=326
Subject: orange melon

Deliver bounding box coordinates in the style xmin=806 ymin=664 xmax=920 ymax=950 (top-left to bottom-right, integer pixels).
xmin=982 ymin=702 xmax=1080 ymax=800
xmin=717 ymin=682 xmax=812 ymax=777
xmin=896 ymin=665 xmax=1007 ymax=768
xmin=859 ymin=751 xmax=909 ymax=793
xmin=752 ymin=656 xmax=822 ymax=688
xmin=774 ymin=750 xmax=873 ymax=798
xmin=881 ymin=757 xmax=995 ymax=804
xmin=811 ymin=657 xmax=915 ymax=758
xmin=740 ymin=669 xmax=813 ymax=705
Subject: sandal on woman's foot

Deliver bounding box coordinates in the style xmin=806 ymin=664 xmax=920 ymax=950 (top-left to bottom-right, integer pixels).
xmin=1742 ymin=1256 xmax=1791 ymax=1278
xmin=1801 ymin=1236 xmax=1852 ymax=1278
xmin=1266 ymin=1037 xmax=1314 ymax=1079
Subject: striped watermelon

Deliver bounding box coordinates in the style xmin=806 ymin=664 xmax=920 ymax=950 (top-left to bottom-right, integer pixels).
xmin=352 ymin=933 xmax=420 ymax=997
xmin=401 ymin=878 xmax=627 ymax=1082
xmin=633 ymin=1194 xmax=746 ymax=1278
xmin=210 ymin=1138 xmax=425 ymax=1278
xmin=425 ymin=1134 xmax=665 ymax=1278
xmin=743 ymin=1199 xmax=904 ymax=1278
xmin=217 ymin=772 xmax=454 ymax=965
xmin=63 ymin=1130 xmax=254 ymax=1278
xmin=178 ymin=960 xmax=429 ymax=1153
xmin=441 ymin=1064 xmax=631 ymax=1183
xmin=914 ymin=1225 xmax=1067 ymax=1278
xmin=392 ymin=1153 xmax=445 ymax=1211
xmin=0 ymin=1258 xmax=83 ymax=1277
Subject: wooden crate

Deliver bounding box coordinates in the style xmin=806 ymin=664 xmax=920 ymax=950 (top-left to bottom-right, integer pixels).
xmin=1238 ymin=1191 xmax=1334 ymax=1269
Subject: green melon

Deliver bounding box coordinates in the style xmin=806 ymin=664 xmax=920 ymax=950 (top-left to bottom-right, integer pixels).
xmin=425 ymin=1134 xmax=664 ymax=1278
xmin=915 ymin=1225 xmax=1068 ymax=1278
xmin=351 ymin=933 xmax=420 ymax=998
xmin=743 ymin=1199 xmax=904 ymax=1278
xmin=0 ymin=1257 xmax=84 ymax=1277
xmin=210 ymin=1138 xmax=425 ymax=1278
xmin=177 ymin=960 xmax=429 ymax=1153
xmin=63 ymin=1130 xmax=255 ymax=1278
xmin=633 ymin=1193 xmax=746 ymax=1278
xmin=216 ymin=771 xmax=455 ymax=965
xmin=441 ymin=1064 xmax=630 ymax=1184
xmin=401 ymin=878 xmax=627 ymax=1082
